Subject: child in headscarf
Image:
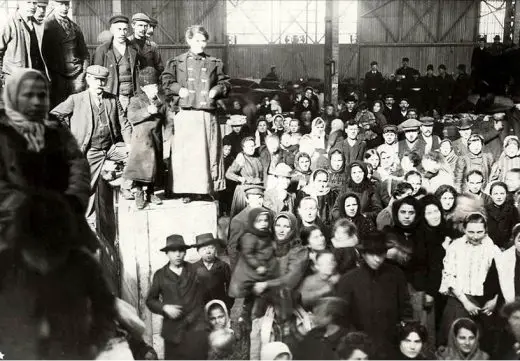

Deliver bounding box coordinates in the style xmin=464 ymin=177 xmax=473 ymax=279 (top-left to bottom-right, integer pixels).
xmin=205 ymin=299 xmax=249 ymax=360
xmin=291 ymin=152 xmax=312 ymax=191
xmin=260 ymin=342 xmax=293 ymax=360
xmin=229 ymin=208 xmax=278 ymax=319
xmin=309 ymin=117 xmax=327 ymax=151
xmin=436 ymin=318 xmax=489 ymax=360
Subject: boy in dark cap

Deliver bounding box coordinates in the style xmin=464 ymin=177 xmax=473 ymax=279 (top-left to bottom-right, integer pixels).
xmin=340 ymin=94 xmax=358 ymax=122
xmin=336 ymin=232 xmax=412 ymax=358
xmin=146 ymin=235 xmax=209 ymax=360
xmin=193 ymin=233 xmax=234 ymax=311
xmin=123 ymin=66 xmax=167 ymax=209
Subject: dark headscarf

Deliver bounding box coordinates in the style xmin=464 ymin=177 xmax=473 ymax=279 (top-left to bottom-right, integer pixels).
xmin=247 ymin=207 xmax=272 ymax=237
xmin=346 ymin=161 xmax=372 ymax=192
xmin=391 ymin=195 xmax=422 ymax=232
xmin=337 ymin=192 xmax=362 ymax=219
xmin=328 ymin=148 xmax=346 ymax=174
xmin=421 ymin=194 xmax=447 ymax=230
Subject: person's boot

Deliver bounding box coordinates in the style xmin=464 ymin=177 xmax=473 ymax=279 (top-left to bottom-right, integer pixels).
xmin=148 ymin=193 xmax=162 ymax=205
xmin=135 ymin=189 xmax=146 ymax=210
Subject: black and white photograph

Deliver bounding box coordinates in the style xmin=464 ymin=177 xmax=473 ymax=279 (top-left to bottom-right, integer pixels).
xmin=3 ymin=0 xmax=520 ymax=359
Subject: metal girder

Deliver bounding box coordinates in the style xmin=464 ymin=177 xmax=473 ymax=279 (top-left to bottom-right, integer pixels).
xmin=439 ymin=0 xmax=478 ymax=42
xmin=229 ymin=0 xmax=271 ymax=43
xmin=402 ymin=0 xmax=437 ymax=42
xmin=271 ymin=0 xmax=312 ymax=44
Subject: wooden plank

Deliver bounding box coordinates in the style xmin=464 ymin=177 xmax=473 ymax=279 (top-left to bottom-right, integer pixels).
xmin=401 ymin=0 xmax=437 ymax=42
xmin=439 ymin=0 xmax=478 ymax=42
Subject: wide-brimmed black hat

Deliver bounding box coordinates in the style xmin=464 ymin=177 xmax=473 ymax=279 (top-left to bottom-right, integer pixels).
xmin=160 ymin=234 xmax=190 ymax=252
xmin=356 ymin=232 xmax=389 ymax=254
xmin=195 ymin=233 xmax=224 ymax=248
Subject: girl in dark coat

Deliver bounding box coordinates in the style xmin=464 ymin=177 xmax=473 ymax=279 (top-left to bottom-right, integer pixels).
xmin=332 ymin=161 xmax=383 ymax=222
xmin=384 ymin=196 xmax=428 ymax=326
xmin=335 ymin=192 xmax=376 ymax=239
xmin=419 ymin=195 xmax=450 ymax=342
xmin=486 ymin=181 xmax=520 ymax=250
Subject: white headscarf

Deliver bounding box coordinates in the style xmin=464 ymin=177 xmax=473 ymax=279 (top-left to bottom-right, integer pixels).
xmin=2 ymin=68 xmax=49 ymax=152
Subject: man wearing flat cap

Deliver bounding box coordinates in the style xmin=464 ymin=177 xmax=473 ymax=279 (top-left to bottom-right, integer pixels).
xmin=0 ymin=0 xmax=49 ymax=84
xmin=42 ymin=0 xmax=90 ymax=107
xmin=93 ymin=15 xmax=139 ymax=112
xmin=263 ymin=163 xmax=294 ymax=214
xmin=35 ymin=0 xmax=48 ymax=24
xmin=146 ymin=234 xmax=209 ymax=360
xmin=51 ymin=64 xmax=132 ymax=229
xmin=128 ymin=13 xmax=164 ymax=74
xmin=397 ymin=118 xmax=426 ymax=159
xmin=146 ymin=17 xmax=158 ymax=41
xmin=419 ymin=116 xmax=440 ymax=154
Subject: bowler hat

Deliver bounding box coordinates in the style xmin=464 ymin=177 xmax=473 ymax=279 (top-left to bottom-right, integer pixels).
xmin=160 ymin=234 xmax=190 ymax=252
xmin=426 ymin=64 xmax=434 ymax=71
xmin=227 ymin=115 xmax=247 ymax=127
xmin=195 ymin=233 xmax=224 ymax=248
xmin=272 ymin=163 xmax=293 ymax=178
xmin=86 ymin=65 xmax=109 ymax=79
xmin=132 ymin=13 xmax=150 ymax=23
xmin=456 ymin=118 xmax=472 ymax=130
xmin=109 ymin=15 xmax=129 ymax=25
xmin=494 ymin=35 xmax=501 ymax=40
xmin=356 ymin=232 xmax=388 ymax=254
xmin=402 ymin=57 xmax=409 ymax=62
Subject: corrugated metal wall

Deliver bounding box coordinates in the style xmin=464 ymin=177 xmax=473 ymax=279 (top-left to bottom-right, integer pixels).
xmin=79 ymin=0 xmax=480 ymax=82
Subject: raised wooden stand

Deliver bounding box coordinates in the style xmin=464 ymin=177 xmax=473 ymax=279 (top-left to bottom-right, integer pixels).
xmin=117 ymin=196 xmax=218 ymax=358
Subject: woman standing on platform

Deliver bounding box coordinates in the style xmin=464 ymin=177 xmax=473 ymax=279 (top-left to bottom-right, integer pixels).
xmin=161 ymin=25 xmax=231 ymax=203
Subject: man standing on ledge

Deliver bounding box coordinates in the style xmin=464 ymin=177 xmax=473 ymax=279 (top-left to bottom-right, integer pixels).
xmin=93 ymin=15 xmax=139 ymax=113
xmin=42 ymin=0 xmax=90 ymax=107
xmin=128 ymin=12 xmax=164 ymax=73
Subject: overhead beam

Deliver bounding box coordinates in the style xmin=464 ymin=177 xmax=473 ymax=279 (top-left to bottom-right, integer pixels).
xmin=324 ymin=0 xmax=339 ymax=105
xmin=401 ymin=0 xmax=437 ymax=42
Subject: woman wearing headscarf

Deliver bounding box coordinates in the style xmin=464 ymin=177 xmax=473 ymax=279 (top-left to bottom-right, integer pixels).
xmin=205 ymin=299 xmax=249 ymax=360
xmin=0 ymin=68 xmax=93 ymax=250
xmin=226 ymin=136 xmax=264 ymax=218
xmin=384 ymin=196 xmax=427 ymax=326
xmin=436 ymin=318 xmax=489 ymax=360
xmin=485 ymin=181 xmax=520 ymax=250
xmin=332 ymin=161 xmax=383 ymax=222
xmin=290 ymin=152 xmax=312 ymax=191
xmin=439 ymin=139 xmax=459 ymax=174
xmin=327 ymin=148 xmax=347 ymax=199
xmin=296 ymin=169 xmax=335 ymax=228
xmin=490 ymin=135 xmax=520 ymax=183
xmin=309 ymin=117 xmax=327 ymax=152
xmin=420 ymin=195 xmax=450 ymax=343
xmin=253 ymin=212 xmax=309 ymax=300
xmin=334 ymin=193 xmax=376 ymax=239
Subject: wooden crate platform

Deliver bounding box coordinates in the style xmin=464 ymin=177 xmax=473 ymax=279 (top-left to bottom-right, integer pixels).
xmin=117 ymin=196 xmax=218 ymax=358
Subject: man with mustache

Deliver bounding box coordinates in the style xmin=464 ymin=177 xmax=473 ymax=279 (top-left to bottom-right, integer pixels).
xmin=128 ymin=13 xmax=164 ymax=73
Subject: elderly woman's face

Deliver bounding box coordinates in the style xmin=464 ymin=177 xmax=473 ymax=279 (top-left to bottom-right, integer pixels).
xmin=18 ymin=78 xmax=48 ymax=122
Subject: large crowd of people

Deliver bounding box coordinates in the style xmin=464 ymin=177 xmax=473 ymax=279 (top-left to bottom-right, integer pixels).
xmin=4 ymin=0 xmax=520 ymax=360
